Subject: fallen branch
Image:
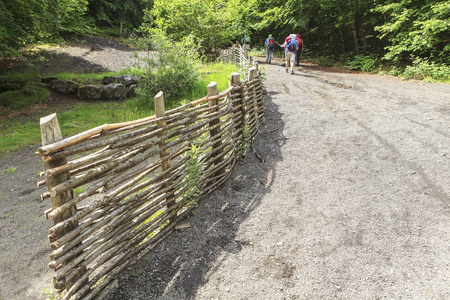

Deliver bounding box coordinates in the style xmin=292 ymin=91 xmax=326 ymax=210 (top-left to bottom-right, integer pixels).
xmin=251 ymin=139 xmax=264 ymax=163
xmin=266 ymin=127 xmax=281 ymax=134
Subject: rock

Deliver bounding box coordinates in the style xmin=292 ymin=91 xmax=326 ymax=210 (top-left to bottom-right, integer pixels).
xmin=103 ymin=76 xmax=119 ymax=85
xmin=120 ymin=75 xmax=139 ymax=86
xmin=41 ymin=77 xmax=58 ymax=84
xmin=103 ymin=83 xmax=127 ymax=100
xmin=78 ymin=84 xmax=104 ymax=100
xmin=50 ymin=80 xmax=79 ymax=94
xmin=127 ymin=84 xmax=137 ymax=98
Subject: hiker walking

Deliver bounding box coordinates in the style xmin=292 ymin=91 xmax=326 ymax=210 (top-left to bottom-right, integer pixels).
xmin=295 ymin=33 xmax=304 ymax=66
xmin=242 ymin=34 xmax=251 ymax=51
xmin=284 ymin=33 xmax=300 ymax=74
xmin=264 ymin=34 xmax=281 ymax=64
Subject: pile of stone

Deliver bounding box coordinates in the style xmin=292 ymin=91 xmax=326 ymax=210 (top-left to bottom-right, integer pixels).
xmin=43 ymin=74 xmax=139 ymax=100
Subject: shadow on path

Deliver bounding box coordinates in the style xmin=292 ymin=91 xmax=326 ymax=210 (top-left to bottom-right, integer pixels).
xmin=108 ymin=87 xmax=287 ymax=299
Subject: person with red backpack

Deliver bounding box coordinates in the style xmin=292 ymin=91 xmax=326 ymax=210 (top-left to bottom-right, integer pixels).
xmin=264 ymin=34 xmax=281 ymax=64
xmin=284 ymin=33 xmax=300 ymax=74
xmin=295 ymin=33 xmax=304 ymax=66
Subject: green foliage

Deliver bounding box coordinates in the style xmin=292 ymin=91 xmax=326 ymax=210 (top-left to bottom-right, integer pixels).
xmin=0 ymin=0 xmax=89 ymax=56
xmin=305 ymin=55 xmax=336 ymax=67
xmin=0 ymin=69 xmax=40 ymax=82
xmin=133 ymin=32 xmax=200 ymax=108
xmin=182 ymin=63 xmax=238 ymax=102
xmin=0 ymin=83 xmax=49 ymax=109
xmin=347 ymin=54 xmax=381 ymax=72
xmin=237 ymin=124 xmax=250 ymax=158
xmin=0 ymin=62 xmax=234 ymax=153
xmin=142 ymin=0 xmax=243 ymax=57
xmin=178 ymin=142 xmax=205 ymax=209
xmin=86 ymin=0 xmax=154 ymax=30
xmin=1 ymin=167 xmax=17 ymax=175
xmin=373 ymin=0 xmax=450 ymax=64
xmin=401 ymin=57 xmax=450 ymax=82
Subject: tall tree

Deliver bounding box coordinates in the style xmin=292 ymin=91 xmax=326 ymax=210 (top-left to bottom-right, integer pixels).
xmin=86 ymin=0 xmax=154 ymax=30
xmin=373 ymin=0 xmax=450 ymax=63
xmin=0 ymin=0 xmax=88 ymax=55
xmin=142 ymin=0 xmax=244 ymax=55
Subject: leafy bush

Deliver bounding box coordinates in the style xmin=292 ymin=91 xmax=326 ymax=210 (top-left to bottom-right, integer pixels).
xmin=133 ymin=32 xmax=200 ymax=111
xmin=249 ymin=47 xmax=266 ymax=57
xmin=401 ymin=58 xmax=450 ymax=82
xmin=309 ymin=56 xmax=336 ymax=67
xmin=348 ymin=54 xmax=381 ymax=72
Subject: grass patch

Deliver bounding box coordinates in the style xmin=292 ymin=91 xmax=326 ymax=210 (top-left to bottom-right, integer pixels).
xmin=53 ymin=68 xmax=144 ymax=84
xmin=1 ymin=167 xmax=17 ymax=175
xmin=0 ymin=83 xmax=50 ymax=109
xmin=180 ymin=63 xmax=238 ymax=102
xmin=0 ymin=62 xmax=238 ymax=153
xmin=0 ymin=69 xmax=41 ymax=82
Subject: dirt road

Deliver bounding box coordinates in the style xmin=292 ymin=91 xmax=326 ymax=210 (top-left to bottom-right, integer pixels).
xmin=0 ymin=55 xmax=449 ymax=299
xmin=109 ymin=63 xmax=450 ymax=299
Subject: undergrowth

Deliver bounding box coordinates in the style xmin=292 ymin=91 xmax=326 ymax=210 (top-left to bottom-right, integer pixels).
xmin=0 ymin=62 xmax=238 ymax=153
xmin=0 ymin=83 xmax=50 ymax=109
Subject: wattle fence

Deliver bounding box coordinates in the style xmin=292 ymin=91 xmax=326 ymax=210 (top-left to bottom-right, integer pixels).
xmin=37 ymin=44 xmax=263 ymax=299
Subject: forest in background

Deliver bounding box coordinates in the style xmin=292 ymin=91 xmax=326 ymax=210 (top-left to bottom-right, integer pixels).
xmin=0 ymin=0 xmax=449 ymax=75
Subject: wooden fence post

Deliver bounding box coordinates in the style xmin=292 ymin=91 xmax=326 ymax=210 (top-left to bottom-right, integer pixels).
xmin=253 ymin=61 xmax=259 ymax=71
xmin=40 ymin=113 xmax=83 ymax=291
xmin=253 ymin=63 xmax=264 ymax=121
xmin=229 ymin=73 xmax=245 ymax=150
xmin=154 ymin=91 xmax=173 ymax=209
xmin=207 ymin=81 xmax=224 ymax=177
xmin=248 ymin=67 xmax=259 ymax=134
xmin=248 ymin=67 xmax=256 ymax=81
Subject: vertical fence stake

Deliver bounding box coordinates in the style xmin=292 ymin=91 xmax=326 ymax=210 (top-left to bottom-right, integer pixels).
xmin=248 ymin=68 xmax=258 ymax=135
xmin=207 ymin=81 xmax=224 ymax=177
xmin=154 ymin=92 xmax=173 ymax=210
xmin=253 ymin=61 xmax=259 ymax=71
xmin=253 ymin=64 xmax=264 ymax=121
xmin=229 ymin=73 xmax=245 ymax=153
xmin=40 ymin=113 xmax=83 ymax=291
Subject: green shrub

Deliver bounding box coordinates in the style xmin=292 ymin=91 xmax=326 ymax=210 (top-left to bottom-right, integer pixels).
xmin=309 ymin=56 xmax=336 ymax=67
xmin=348 ymin=54 xmax=380 ymax=72
xmin=401 ymin=58 xmax=450 ymax=82
xmin=133 ymin=32 xmax=200 ymax=110
xmin=0 ymin=83 xmax=49 ymax=109
xmin=249 ymin=47 xmax=265 ymax=57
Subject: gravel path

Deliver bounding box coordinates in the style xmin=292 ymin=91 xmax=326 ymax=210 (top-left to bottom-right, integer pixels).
xmin=109 ymin=62 xmax=450 ymax=299
xmin=0 ymin=47 xmax=449 ymax=300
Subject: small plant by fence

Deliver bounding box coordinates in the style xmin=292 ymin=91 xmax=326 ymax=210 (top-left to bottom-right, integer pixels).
xmin=37 ymin=44 xmax=264 ymax=299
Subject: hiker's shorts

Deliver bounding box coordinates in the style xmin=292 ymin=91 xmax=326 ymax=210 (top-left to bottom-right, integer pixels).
xmin=286 ymin=51 xmax=296 ymax=63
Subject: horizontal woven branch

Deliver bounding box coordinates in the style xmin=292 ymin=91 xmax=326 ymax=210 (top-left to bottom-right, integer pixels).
xmin=38 ymin=45 xmax=264 ymax=299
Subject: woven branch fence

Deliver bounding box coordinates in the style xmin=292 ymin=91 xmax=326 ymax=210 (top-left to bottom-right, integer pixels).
xmin=37 ymin=44 xmax=263 ymax=299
